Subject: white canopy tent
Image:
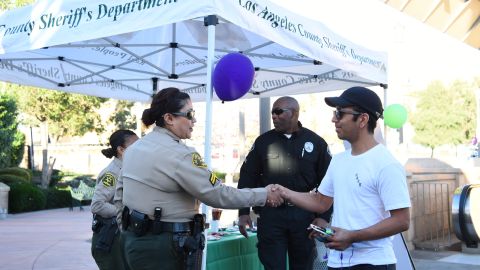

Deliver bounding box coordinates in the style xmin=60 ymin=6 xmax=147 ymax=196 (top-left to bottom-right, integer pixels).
xmin=0 ymin=0 xmax=387 ymax=101
xmin=0 ymin=0 xmax=388 ymax=267
xmin=0 ymin=0 xmax=388 ymax=160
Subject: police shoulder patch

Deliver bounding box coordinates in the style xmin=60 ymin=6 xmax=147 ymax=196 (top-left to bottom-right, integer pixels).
xmin=101 ymin=173 xmax=117 ymax=187
xmin=209 ymin=172 xmax=219 ymax=186
xmin=192 ymin=152 xmax=207 ymax=168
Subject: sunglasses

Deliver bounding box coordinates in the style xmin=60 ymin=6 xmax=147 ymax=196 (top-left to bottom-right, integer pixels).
xmin=271 ymin=108 xmax=291 ymax=115
xmin=333 ymin=109 xmax=362 ymax=120
xmin=171 ymin=109 xmax=195 ymax=120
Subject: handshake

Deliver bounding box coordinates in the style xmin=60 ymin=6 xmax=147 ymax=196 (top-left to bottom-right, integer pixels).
xmin=238 ymin=184 xmax=291 ymax=238
xmin=265 ymin=184 xmax=289 ymax=207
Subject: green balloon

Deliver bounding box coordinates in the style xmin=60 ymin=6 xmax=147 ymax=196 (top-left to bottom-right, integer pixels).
xmin=384 ymin=104 xmax=407 ymax=129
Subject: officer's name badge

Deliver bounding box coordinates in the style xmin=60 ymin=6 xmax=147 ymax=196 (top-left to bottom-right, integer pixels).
xmin=101 ymin=173 xmax=117 ymax=187
xmin=192 ymin=152 xmax=207 ymax=168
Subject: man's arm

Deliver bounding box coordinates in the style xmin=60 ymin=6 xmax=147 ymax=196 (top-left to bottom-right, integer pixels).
xmin=279 ymin=186 xmax=333 ymax=214
xmin=316 ymin=139 xmax=331 ymax=186
xmin=237 ymin=141 xmax=262 ymax=216
xmin=237 ymin=141 xmax=262 ymax=237
xmin=326 ymin=207 xmax=410 ymax=251
xmin=314 ymin=138 xmax=332 ymax=220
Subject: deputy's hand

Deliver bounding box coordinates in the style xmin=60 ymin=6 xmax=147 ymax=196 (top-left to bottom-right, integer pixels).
xmin=237 ymin=214 xmax=252 ymax=238
xmin=265 ymin=184 xmax=284 ymax=207
xmin=271 ymin=184 xmax=292 ymax=201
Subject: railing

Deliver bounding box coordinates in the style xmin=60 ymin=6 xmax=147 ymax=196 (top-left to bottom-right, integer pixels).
xmin=411 ymin=181 xmax=455 ymax=250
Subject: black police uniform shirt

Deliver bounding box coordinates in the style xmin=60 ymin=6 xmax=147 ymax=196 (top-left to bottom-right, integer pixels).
xmin=238 ymin=122 xmax=331 ymax=217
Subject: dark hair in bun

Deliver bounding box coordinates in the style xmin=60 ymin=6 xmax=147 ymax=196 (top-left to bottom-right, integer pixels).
xmin=101 ymin=129 xmax=137 ymax=158
xmin=141 ymin=87 xmax=190 ymax=127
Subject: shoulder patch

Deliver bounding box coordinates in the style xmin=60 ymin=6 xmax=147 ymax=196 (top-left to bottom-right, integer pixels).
xmin=101 ymin=173 xmax=117 ymax=187
xmin=209 ymin=172 xmax=219 ymax=186
xmin=192 ymin=152 xmax=207 ymax=168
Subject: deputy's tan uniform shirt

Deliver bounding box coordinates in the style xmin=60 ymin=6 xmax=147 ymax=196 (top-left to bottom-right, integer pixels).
xmin=91 ymin=157 xmax=121 ymax=218
xmin=122 ymin=127 xmax=267 ymax=222
xmin=113 ymin=173 xmax=125 ymax=227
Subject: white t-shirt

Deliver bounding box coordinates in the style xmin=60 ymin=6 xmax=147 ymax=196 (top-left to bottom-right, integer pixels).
xmin=319 ymin=144 xmax=411 ymax=268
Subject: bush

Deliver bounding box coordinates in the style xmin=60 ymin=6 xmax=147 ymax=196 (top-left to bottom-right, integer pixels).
xmin=49 ymin=169 xmax=64 ymax=187
xmin=0 ymin=167 xmax=32 ymax=181
xmin=8 ymin=182 xmax=47 ymax=213
xmin=11 ymin=131 xmax=25 ymax=167
xmin=0 ymin=94 xmax=22 ymax=168
xmin=42 ymin=188 xmax=72 ymax=209
xmin=0 ymin=174 xmax=28 ymax=185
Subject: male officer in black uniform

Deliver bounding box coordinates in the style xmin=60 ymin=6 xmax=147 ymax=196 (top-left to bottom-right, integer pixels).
xmin=238 ymin=96 xmax=332 ymax=270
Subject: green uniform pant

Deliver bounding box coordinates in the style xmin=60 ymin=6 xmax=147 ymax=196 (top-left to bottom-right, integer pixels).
xmin=91 ymin=232 xmax=130 ymax=270
xmin=121 ymin=230 xmax=186 ymax=270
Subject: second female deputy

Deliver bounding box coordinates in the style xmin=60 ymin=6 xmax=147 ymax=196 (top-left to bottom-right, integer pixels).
xmin=91 ymin=129 xmax=139 ymax=270
xmin=118 ymin=87 xmax=282 ymax=270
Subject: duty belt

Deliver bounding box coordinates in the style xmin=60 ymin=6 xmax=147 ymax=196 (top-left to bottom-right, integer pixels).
xmin=126 ymin=217 xmax=192 ymax=234
xmin=159 ymin=221 xmax=192 ymax=233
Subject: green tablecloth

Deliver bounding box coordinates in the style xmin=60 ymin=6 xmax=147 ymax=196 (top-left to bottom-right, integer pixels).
xmin=206 ymin=232 xmax=263 ymax=270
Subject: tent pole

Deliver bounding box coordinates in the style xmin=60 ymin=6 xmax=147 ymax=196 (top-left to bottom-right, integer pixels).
xmin=202 ymin=14 xmax=218 ymax=270
xmin=381 ymin=84 xmax=388 ymax=145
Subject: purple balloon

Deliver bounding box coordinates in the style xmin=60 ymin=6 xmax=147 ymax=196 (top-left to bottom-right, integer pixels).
xmin=213 ymin=53 xmax=255 ymax=101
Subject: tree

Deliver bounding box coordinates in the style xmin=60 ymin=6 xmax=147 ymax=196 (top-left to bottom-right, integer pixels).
xmin=410 ymin=80 xmax=476 ymax=157
xmin=11 ymin=85 xmax=106 ymax=141
xmin=109 ymin=100 xmax=137 ymax=130
xmin=0 ymin=93 xmax=25 ymax=168
xmin=7 ymin=84 xmax=106 ymax=187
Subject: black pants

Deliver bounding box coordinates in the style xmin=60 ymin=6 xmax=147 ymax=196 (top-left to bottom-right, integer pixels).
xmin=328 ymin=264 xmax=396 ymax=270
xmin=256 ymin=206 xmax=315 ymax=270
xmin=121 ymin=230 xmax=186 ymax=270
xmin=92 ymin=232 xmax=129 ymax=270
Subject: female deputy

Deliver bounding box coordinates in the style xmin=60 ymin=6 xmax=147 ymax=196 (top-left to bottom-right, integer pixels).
xmin=91 ymin=129 xmax=139 ymax=270
xmin=119 ymin=87 xmax=282 ymax=270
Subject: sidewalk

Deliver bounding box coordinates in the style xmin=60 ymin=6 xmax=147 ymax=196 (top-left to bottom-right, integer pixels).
xmin=410 ymin=249 xmax=480 ymax=270
xmin=0 ymin=206 xmax=96 ymax=270
xmin=0 ymin=207 xmax=479 ymax=270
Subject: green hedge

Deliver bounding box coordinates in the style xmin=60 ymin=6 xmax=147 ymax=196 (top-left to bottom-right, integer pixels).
xmin=42 ymin=188 xmax=72 ymax=209
xmin=0 ymin=167 xmax=32 ymax=181
xmin=8 ymin=182 xmax=47 ymax=213
xmin=49 ymin=169 xmax=64 ymax=187
xmin=0 ymin=174 xmax=28 ymax=185
xmin=11 ymin=131 xmax=25 ymax=167
xmin=0 ymin=94 xmax=22 ymax=168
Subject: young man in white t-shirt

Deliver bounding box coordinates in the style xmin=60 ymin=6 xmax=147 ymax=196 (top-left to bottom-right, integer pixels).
xmin=276 ymin=86 xmax=411 ymax=270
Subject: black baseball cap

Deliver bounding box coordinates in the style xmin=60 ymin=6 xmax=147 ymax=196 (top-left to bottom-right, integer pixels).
xmin=325 ymin=86 xmax=383 ymax=120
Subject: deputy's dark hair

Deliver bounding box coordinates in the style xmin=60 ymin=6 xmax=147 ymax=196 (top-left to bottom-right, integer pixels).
xmin=352 ymin=105 xmax=376 ymax=133
xmin=101 ymin=129 xmax=137 ymax=159
xmin=141 ymin=87 xmax=190 ymax=127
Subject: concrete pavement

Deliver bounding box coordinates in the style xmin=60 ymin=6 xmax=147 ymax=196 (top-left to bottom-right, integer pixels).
xmin=0 ymin=206 xmax=96 ymax=270
xmin=0 ymin=206 xmax=479 ymax=270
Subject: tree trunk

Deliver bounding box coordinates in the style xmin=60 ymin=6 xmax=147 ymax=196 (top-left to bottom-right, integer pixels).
xmin=40 ymin=122 xmax=49 ymax=188
xmin=47 ymin=157 xmax=56 ymax=185
xmin=430 ymin=147 xmax=434 ymax=158
xmin=41 ymin=149 xmax=48 ymax=188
